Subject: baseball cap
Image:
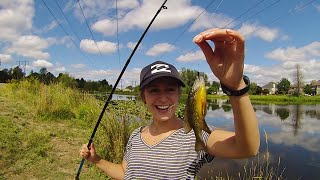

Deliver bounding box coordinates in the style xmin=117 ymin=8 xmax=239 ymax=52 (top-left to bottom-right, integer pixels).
xmin=140 ymin=61 xmax=185 ymax=90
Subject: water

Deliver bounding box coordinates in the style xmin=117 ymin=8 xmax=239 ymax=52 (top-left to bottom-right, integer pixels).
xmin=198 ymin=99 xmax=320 ymax=179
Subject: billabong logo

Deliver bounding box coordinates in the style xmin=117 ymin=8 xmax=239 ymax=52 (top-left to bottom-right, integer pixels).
xmin=151 ymin=64 xmax=171 ymax=74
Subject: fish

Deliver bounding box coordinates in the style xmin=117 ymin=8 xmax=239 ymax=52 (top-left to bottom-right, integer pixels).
xmin=183 ymin=75 xmax=211 ymax=152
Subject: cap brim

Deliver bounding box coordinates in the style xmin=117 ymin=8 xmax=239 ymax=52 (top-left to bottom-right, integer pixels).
xmin=140 ymin=74 xmax=185 ymax=90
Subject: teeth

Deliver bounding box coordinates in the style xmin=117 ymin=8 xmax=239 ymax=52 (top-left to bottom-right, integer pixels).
xmin=156 ymin=105 xmax=170 ymax=110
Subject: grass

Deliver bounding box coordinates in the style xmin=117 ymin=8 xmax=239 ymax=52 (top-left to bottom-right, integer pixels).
xmin=0 ymin=80 xmax=286 ymax=179
xmin=207 ymin=94 xmax=320 ymax=104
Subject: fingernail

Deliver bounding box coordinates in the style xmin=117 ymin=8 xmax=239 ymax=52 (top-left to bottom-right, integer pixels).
xmin=226 ymin=29 xmax=234 ymax=34
xmin=193 ymin=34 xmax=203 ymax=42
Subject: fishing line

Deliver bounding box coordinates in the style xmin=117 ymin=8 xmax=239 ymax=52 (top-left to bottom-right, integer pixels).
xmin=75 ymin=0 xmax=168 ymax=179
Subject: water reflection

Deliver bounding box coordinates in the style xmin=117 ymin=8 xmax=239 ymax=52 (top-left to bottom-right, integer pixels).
xmin=202 ymin=99 xmax=320 ymax=179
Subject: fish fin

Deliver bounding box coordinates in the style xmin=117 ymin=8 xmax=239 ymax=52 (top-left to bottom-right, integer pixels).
xmin=184 ymin=120 xmax=192 ymax=133
xmin=195 ymin=139 xmax=203 ymax=152
xmin=203 ymin=120 xmax=212 ymax=134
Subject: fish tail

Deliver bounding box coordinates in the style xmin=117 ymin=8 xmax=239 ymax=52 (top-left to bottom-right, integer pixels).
xmin=195 ymin=139 xmax=203 ymax=151
xmin=203 ymin=120 xmax=212 ymax=134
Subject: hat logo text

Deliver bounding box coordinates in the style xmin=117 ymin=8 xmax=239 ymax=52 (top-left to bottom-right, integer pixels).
xmin=151 ymin=64 xmax=171 ymax=74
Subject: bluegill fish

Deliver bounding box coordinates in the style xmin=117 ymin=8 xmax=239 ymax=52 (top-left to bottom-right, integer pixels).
xmin=184 ymin=76 xmax=211 ymax=152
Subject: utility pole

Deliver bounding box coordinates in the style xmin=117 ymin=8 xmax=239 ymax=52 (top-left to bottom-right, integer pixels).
xmin=16 ymin=60 xmax=29 ymax=74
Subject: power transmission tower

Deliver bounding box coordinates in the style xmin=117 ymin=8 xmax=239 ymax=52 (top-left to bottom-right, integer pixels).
xmin=16 ymin=60 xmax=29 ymax=74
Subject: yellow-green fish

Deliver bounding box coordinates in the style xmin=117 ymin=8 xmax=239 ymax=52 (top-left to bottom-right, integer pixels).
xmin=184 ymin=76 xmax=211 ymax=152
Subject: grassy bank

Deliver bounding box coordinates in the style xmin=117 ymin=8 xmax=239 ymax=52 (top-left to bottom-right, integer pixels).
xmin=0 ymin=80 xmax=286 ymax=179
xmin=207 ymin=94 xmax=320 ymax=104
xmin=0 ymin=80 xmax=150 ymax=179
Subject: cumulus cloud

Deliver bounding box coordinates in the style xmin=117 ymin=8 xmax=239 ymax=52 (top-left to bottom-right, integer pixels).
xmin=6 ymin=35 xmax=50 ymax=59
xmin=71 ymin=64 xmax=86 ymax=69
xmin=114 ymin=0 xmax=139 ymax=10
xmin=80 ymin=39 xmax=117 ymax=54
xmin=176 ymin=50 xmax=205 ymax=62
xmin=0 ymin=0 xmax=34 ymax=41
xmin=245 ymin=42 xmax=320 ymax=85
xmin=146 ymin=43 xmax=175 ymax=56
xmin=32 ymin=59 xmax=53 ymax=68
xmin=92 ymin=0 xmax=201 ymax=36
xmin=238 ymin=23 xmax=279 ymax=42
xmin=127 ymin=41 xmax=143 ymax=50
xmin=0 ymin=54 xmax=12 ymax=63
xmin=265 ymin=42 xmax=320 ymax=62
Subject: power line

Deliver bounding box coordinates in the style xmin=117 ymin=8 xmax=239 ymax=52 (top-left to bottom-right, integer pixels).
xmin=156 ymin=0 xmax=218 ymax=61
xmin=77 ymin=0 xmax=103 ymax=56
xmin=231 ymin=0 xmax=281 ymax=29
xmin=244 ymin=0 xmax=316 ymax=38
xmin=54 ymin=0 xmax=82 ymax=43
xmin=222 ymin=0 xmax=265 ymax=28
xmin=40 ymin=0 xmax=94 ymax=63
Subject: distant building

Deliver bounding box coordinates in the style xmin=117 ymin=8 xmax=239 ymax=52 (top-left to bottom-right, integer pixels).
xmin=311 ymin=80 xmax=320 ymax=95
xmin=262 ymin=82 xmax=276 ymax=94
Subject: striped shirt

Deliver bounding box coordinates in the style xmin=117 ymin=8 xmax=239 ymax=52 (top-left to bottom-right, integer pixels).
xmin=124 ymin=126 xmax=214 ymax=179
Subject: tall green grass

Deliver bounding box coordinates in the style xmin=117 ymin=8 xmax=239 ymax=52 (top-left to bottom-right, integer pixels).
xmin=1 ymin=80 xmax=287 ymax=179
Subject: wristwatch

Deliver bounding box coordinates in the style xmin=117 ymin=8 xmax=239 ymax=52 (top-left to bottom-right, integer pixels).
xmin=221 ymin=75 xmax=250 ymax=96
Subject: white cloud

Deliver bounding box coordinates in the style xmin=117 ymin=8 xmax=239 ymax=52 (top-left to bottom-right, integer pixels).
xmin=127 ymin=42 xmax=136 ymax=49
xmin=32 ymin=59 xmax=53 ymax=68
xmin=70 ymin=0 xmax=113 ymax=21
xmin=54 ymin=66 xmax=66 ymax=72
xmin=0 ymin=0 xmax=34 ymax=41
xmin=0 ymin=54 xmax=12 ymax=63
xmin=71 ymin=64 xmax=86 ymax=69
xmin=176 ymin=50 xmax=205 ymax=62
xmin=6 ymin=35 xmax=50 ymax=59
xmin=146 ymin=43 xmax=175 ymax=56
xmin=92 ymin=0 xmax=201 ymax=36
xmin=114 ymin=0 xmax=139 ymax=10
xmin=265 ymin=42 xmax=320 ymax=62
xmin=238 ymin=23 xmax=279 ymax=42
xmin=80 ymin=39 xmax=117 ymax=54
xmin=190 ymin=12 xmax=234 ymax=31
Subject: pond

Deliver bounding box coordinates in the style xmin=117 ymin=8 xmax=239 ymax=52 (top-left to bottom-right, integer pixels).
xmin=198 ymin=99 xmax=320 ymax=179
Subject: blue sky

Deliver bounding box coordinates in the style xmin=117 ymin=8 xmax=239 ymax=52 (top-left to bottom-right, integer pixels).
xmin=0 ymin=0 xmax=319 ymax=88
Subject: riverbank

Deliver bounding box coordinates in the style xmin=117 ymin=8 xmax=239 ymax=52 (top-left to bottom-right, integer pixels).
xmin=206 ymin=94 xmax=320 ymax=104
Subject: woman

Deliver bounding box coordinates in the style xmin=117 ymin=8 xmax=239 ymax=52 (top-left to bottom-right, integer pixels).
xmin=80 ymin=28 xmax=260 ymax=179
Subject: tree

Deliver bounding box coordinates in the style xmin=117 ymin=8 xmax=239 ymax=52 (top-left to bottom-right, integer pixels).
xmin=207 ymin=81 xmax=220 ymax=94
xmin=249 ymin=82 xmax=258 ymax=95
xmin=292 ymin=64 xmax=304 ymax=96
xmin=57 ymin=73 xmax=77 ymax=87
xmin=179 ymin=68 xmax=208 ymax=94
xmin=9 ymin=66 xmax=24 ymax=80
xmin=0 ymin=69 xmax=11 ymax=82
xmin=303 ymin=84 xmax=312 ymax=95
xmin=277 ymin=78 xmax=291 ymax=95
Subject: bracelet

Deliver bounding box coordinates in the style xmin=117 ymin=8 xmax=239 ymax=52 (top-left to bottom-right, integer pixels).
xmin=220 ymin=75 xmax=250 ymax=96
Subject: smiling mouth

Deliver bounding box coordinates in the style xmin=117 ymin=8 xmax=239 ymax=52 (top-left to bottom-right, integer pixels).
xmin=156 ymin=105 xmax=170 ymax=110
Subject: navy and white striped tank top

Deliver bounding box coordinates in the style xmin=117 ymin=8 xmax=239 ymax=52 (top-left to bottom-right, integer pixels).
xmin=124 ymin=126 xmax=214 ymax=179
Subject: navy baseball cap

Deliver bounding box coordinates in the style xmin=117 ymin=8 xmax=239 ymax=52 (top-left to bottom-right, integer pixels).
xmin=140 ymin=61 xmax=185 ymax=90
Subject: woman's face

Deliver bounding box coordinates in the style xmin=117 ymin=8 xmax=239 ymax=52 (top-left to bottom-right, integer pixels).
xmin=142 ymin=77 xmax=181 ymax=122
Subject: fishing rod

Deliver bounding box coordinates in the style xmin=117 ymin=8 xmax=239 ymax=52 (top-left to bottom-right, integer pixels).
xmin=75 ymin=0 xmax=168 ymax=179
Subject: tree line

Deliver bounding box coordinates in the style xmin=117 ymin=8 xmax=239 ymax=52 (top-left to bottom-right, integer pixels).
xmin=0 ymin=65 xmax=314 ymax=96
xmin=0 ymin=66 xmax=112 ymax=92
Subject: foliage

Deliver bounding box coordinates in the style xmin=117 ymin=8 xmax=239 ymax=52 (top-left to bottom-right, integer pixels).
xmin=303 ymin=84 xmax=312 ymax=95
xmin=277 ymin=78 xmax=291 ymax=95
xmin=207 ymin=81 xmax=220 ymax=94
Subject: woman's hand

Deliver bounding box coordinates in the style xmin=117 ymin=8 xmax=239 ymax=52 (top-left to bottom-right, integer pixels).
xmin=193 ymin=28 xmax=246 ymax=90
xmin=80 ymin=143 xmax=101 ymax=164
